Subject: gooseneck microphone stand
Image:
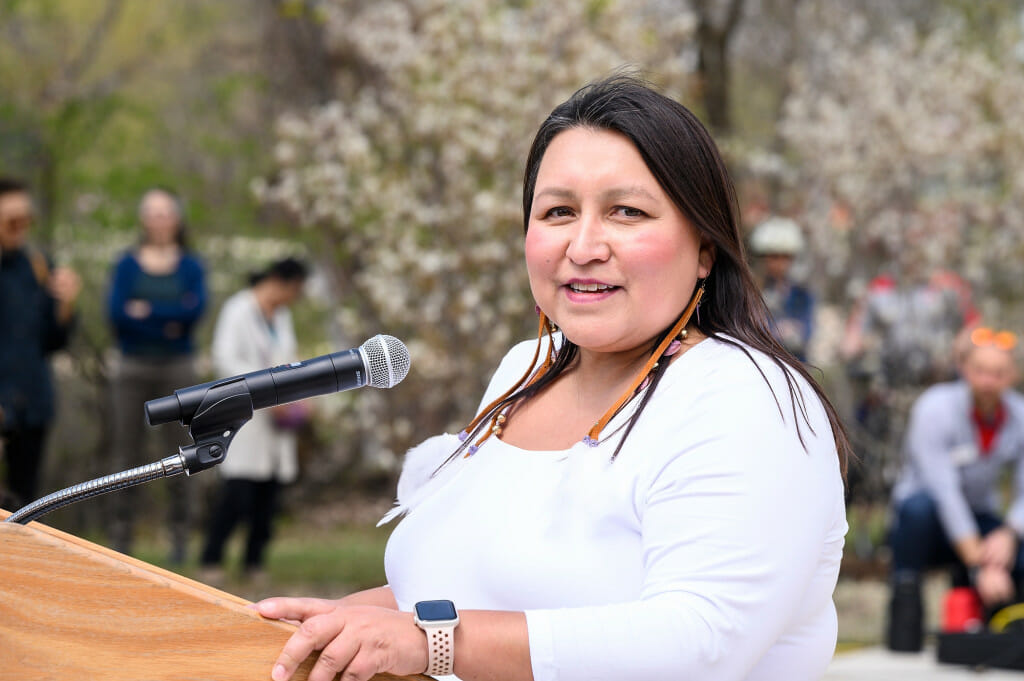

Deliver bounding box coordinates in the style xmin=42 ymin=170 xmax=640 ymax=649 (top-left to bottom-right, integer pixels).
xmin=5 ymin=377 xmax=255 ymax=526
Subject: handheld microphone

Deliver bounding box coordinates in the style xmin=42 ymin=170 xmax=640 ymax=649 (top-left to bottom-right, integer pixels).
xmin=144 ymin=334 xmax=411 ymax=427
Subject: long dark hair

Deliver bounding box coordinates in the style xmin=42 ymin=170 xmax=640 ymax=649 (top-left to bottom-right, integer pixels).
xmin=457 ymin=75 xmax=850 ymax=477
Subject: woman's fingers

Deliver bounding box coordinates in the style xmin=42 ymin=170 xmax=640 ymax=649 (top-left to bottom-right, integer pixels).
xmin=260 ymin=602 xmax=422 ymax=681
xmin=256 ymin=599 xmax=347 ymax=681
xmin=257 ymin=597 xmax=337 ymax=622
xmin=271 ymin=611 xmax=347 ymax=681
xmin=310 ymin=635 xmax=364 ymax=681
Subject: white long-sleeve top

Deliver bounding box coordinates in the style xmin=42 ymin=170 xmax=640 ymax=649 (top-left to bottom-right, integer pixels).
xmin=211 ymin=288 xmax=299 ymax=482
xmin=383 ymin=336 xmax=847 ymax=681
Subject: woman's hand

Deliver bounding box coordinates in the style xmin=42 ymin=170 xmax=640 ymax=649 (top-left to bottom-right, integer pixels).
xmin=257 ymin=597 xmax=428 ymax=681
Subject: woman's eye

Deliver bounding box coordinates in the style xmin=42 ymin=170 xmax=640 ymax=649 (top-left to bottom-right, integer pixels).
xmin=614 ymin=206 xmax=646 ymax=218
xmin=544 ymin=206 xmax=574 ymax=219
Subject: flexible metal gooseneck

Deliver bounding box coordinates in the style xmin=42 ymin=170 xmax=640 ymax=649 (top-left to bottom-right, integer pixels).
xmin=5 ymin=453 xmax=187 ymax=525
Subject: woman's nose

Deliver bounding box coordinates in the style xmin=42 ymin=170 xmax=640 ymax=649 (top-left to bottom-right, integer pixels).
xmin=565 ymin=214 xmax=610 ymax=264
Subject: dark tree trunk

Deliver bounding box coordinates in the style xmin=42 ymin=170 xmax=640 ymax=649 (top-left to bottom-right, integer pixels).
xmin=693 ymin=0 xmax=746 ymax=134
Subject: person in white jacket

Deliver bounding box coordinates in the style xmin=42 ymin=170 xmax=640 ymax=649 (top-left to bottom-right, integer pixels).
xmin=256 ymin=76 xmax=850 ymax=681
xmin=199 ymin=257 xmax=308 ymax=582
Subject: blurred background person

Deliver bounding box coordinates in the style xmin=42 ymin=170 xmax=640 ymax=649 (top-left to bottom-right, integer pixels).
xmin=843 ymin=256 xmax=976 ymax=391
xmin=200 ymin=257 xmax=308 ymax=585
xmin=0 ymin=178 xmax=81 ymax=510
xmin=885 ymin=325 xmax=1024 ymax=652
xmin=106 ymin=187 xmax=207 ymax=563
xmin=749 ymin=216 xmax=814 ymax=363
xmin=841 ymin=248 xmax=979 ymax=556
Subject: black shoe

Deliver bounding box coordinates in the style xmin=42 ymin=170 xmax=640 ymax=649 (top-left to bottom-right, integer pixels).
xmin=887 ymin=572 xmax=924 ymax=652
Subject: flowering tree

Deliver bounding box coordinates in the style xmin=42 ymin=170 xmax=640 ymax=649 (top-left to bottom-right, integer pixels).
xmin=780 ymin=3 xmax=1024 ymax=327
xmin=255 ymin=0 xmax=696 ymax=479
xmin=773 ymin=4 xmax=1024 ymax=513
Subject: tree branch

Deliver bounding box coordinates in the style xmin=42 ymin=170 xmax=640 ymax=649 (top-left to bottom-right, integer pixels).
xmin=63 ymin=0 xmax=124 ymax=85
xmin=40 ymin=0 xmax=124 ymax=106
xmin=724 ymin=0 xmax=747 ymax=34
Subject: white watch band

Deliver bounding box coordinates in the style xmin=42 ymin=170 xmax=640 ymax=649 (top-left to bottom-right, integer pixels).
xmin=424 ymin=624 xmax=456 ymax=676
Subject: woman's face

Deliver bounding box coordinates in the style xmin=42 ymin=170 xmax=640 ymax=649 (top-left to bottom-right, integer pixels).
xmin=525 ymin=127 xmax=713 ymax=355
xmin=140 ymin=191 xmax=180 ymax=246
xmin=276 ymin=278 xmax=305 ymax=307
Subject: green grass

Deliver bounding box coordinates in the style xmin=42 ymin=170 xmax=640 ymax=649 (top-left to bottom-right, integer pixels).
xmin=263 ymin=521 xmax=391 ymax=590
xmin=121 ymin=517 xmax=392 ymax=600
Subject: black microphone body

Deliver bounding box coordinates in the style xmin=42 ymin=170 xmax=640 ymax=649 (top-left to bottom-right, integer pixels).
xmin=145 ymin=335 xmax=410 ymax=427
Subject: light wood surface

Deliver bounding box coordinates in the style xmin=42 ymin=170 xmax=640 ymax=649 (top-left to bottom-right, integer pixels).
xmin=0 ymin=509 xmax=427 ymax=681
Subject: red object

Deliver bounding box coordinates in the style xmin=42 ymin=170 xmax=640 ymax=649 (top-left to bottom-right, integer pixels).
xmin=972 ymin=403 xmax=1006 ymax=457
xmin=942 ymin=587 xmax=984 ymax=633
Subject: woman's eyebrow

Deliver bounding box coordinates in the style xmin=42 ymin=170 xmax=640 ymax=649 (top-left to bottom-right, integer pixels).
xmin=534 ymin=187 xmax=576 ymax=201
xmin=534 ymin=186 xmax=657 ymax=202
xmin=601 ymin=186 xmax=657 ymax=202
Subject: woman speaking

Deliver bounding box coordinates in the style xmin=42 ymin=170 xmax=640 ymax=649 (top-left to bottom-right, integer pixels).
xmin=257 ymin=75 xmax=849 ymax=681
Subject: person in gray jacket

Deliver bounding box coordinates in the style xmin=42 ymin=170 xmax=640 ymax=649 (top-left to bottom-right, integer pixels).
xmin=886 ymin=326 xmax=1024 ymax=651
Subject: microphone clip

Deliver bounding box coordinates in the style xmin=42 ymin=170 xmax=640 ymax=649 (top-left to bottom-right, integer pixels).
xmin=178 ymin=377 xmax=254 ymax=475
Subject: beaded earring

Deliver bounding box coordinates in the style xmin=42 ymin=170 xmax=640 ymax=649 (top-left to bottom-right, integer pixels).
xmin=694 ymin=276 xmax=708 ymax=326
xmin=636 ymin=327 xmax=688 ymax=394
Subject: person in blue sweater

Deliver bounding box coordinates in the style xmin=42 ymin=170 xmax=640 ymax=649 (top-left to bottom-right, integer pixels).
xmin=0 ymin=178 xmax=81 ymax=510
xmin=106 ymin=187 xmax=206 ymax=563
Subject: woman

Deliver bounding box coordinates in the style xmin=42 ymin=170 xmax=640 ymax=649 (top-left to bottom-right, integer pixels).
xmin=107 ymin=187 xmax=207 ymax=562
xmin=257 ymin=76 xmax=850 ymax=681
xmin=200 ymin=257 xmax=308 ymax=583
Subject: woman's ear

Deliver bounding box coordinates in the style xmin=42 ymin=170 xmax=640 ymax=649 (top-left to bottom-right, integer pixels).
xmin=697 ymin=239 xmax=716 ymax=279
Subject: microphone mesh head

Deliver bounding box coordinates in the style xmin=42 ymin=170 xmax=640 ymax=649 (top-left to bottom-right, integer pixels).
xmin=361 ymin=334 xmax=411 ymax=388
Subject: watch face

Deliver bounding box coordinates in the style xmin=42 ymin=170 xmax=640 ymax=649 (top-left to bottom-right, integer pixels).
xmin=415 ymin=599 xmax=457 ymax=622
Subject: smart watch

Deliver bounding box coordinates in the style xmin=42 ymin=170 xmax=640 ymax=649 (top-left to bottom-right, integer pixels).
xmin=414 ymin=599 xmax=459 ymax=676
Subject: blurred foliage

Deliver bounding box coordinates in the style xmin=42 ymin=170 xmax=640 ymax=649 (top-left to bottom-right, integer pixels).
xmin=0 ymin=1 xmax=271 ymax=237
xmin=0 ymin=0 xmax=330 ymax=534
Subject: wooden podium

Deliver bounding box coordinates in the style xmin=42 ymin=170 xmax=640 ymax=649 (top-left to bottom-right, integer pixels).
xmin=0 ymin=509 xmax=427 ymax=680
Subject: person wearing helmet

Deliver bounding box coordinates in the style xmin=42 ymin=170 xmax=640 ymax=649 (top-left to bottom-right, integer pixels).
xmin=750 ymin=216 xmax=814 ymax=362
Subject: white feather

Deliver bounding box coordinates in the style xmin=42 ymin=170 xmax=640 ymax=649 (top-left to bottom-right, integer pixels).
xmin=377 ymin=432 xmax=465 ymax=526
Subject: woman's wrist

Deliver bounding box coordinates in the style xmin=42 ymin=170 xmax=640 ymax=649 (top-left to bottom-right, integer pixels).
xmin=337 ymin=585 xmax=397 ymax=609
